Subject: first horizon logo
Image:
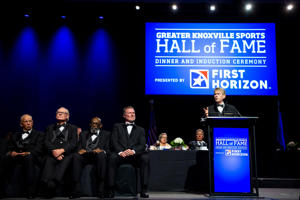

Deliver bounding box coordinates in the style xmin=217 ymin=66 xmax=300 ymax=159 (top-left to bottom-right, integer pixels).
xmin=190 ymin=70 xmax=209 ymax=89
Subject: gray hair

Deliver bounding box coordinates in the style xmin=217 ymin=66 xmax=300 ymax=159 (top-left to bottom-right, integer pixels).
xmin=195 ymin=129 xmax=204 ymax=134
xmin=214 ymin=87 xmax=226 ymax=95
xmin=158 ymin=132 xmax=167 ymax=141
xmin=20 ymin=114 xmax=32 ymax=122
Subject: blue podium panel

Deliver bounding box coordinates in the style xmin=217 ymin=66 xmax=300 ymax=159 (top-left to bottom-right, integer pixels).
xmin=213 ymin=127 xmax=251 ymax=193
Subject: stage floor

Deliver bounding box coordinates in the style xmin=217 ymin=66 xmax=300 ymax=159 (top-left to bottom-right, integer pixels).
xmin=1 ymin=188 xmax=299 ymax=200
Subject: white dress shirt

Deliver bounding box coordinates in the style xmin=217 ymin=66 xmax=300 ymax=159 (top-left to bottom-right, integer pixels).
xmin=126 ymin=122 xmax=134 ymax=135
xmin=217 ymin=103 xmax=225 ymax=113
xmin=22 ymin=129 xmax=32 ymax=140
xmin=91 ymin=130 xmax=100 ymax=141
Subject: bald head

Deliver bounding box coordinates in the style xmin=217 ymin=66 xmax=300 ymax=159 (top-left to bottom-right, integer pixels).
xmin=90 ymin=117 xmax=103 ymax=129
xmin=20 ymin=114 xmax=33 ymax=131
xmin=56 ymin=107 xmax=70 ymax=123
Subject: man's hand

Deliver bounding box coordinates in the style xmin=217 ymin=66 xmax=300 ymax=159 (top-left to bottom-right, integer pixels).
xmin=93 ymin=148 xmax=103 ymax=154
xmin=56 ymin=155 xmax=64 ymax=161
xmin=203 ymin=107 xmax=209 ymax=117
xmin=10 ymin=151 xmax=19 ymax=157
xmin=78 ymin=149 xmax=87 ymax=155
xmin=21 ymin=152 xmax=31 ymax=156
xmin=52 ymin=148 xmax=65 ymax=158
xmin=119 ymin=149 xmax=135 ymax=157
xmin=124 ymin=149 xmax=135 ymax=156
xmin=119 ymin=151 xmax=127 ymax=158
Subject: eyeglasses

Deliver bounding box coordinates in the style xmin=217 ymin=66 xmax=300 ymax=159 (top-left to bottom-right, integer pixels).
xmin=22 ymin=120 xmax=33 ymax=123
xmin=56 ymin=112 xmax=69 ymax=115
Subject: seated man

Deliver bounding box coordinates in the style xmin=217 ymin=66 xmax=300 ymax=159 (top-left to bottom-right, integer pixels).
xmin=188 ymin=129 xmax=208 ymax=150
xmin=150 ymin=133 xmax=171 ymax=150
xmin=41 ymin=107 xmax=78 ymax=198
xmin=203 ymin=87 xmax=241 ymax=117
xmin=70 ymin=117 xmax=110 ymax=199
xmin=6 ymin=114 xmax=44 ymax=199
xmin=107 ymin=106 xmax=150 ymax=198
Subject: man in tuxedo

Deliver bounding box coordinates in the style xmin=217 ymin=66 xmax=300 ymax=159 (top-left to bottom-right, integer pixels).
xmin=70 ymin=117 xmax=110 ymax=199
xmin=6 ymin=114 xmax=44 ymax=198
xmin=107 ymin=106 xmax=149 ymax=198
xmin=41 ymin=107 xmax=78 ymax=198
xmin=203 ymin=87 xmax=241 ymax=117
xmin=188 ymin=129 xmax=208 ymax=150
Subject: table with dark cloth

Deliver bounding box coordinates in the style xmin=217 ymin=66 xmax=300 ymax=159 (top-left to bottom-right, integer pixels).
xmin=5 ymin=150 xmax=210 ymax=197
xmin=148 ymin=150 xmax=209 ymax=192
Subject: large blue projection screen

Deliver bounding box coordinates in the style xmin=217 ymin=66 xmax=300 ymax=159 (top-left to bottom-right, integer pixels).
xmin=145 ymin=23 xmax=277 ymax=95
xmin=213 ymin=127 xmax=251 ymax=193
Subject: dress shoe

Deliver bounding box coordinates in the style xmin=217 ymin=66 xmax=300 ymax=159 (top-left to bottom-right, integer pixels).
xmin=27 ymin=192 xmax=35 ymax=199
xmin=106 ymin=190 xmax=115 ymax=198
xmin=69 ymin=192 xmax=80 ymax=199
xmin=45 ymin=192 xmax=55 ymax=199
xmin=27 ymin=187 xmax=35 ymax=199
xmin=47 ymin=180 xmax=56 ymax=190
xmin=97 ymin=192 xmax=105 ymax=199
xmin=140 ymin=192 xmax=149 ymax=198
xmin=44 ymin=181 xmax=56 ymax=198
xmin=69 ymin=195 xmax=80 ymax=199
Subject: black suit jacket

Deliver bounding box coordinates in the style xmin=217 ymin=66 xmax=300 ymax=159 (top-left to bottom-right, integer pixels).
xmin=188 ymin=140 xmax=207 ymax=150
xmin=79 ymin=129 xmax=111 ymax=154
xmin=111 ymin=123 xmax=146 ymax=155
xmin=44 ymin=123 xmax=78 ymax=156
xmin=208 ymin=103 xmax=241 ymax=117
xmin=8 ymin=129 xmax=44 ymax=158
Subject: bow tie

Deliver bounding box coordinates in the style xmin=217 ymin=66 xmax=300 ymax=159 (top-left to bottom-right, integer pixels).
xmin=126 ymin=123 xmax=134 ymax=126
xmin=91 ymin=131 xmax=99 ymax=136
xmin=22 ymin=132 xmax=30 ymax=140
xmin=90 ymin=134 xmax=98 ymax=141
xmin=217 ymin=104 xmax=224 ymax=108
xmin=57 ymin=124 xmax=66 ymax=128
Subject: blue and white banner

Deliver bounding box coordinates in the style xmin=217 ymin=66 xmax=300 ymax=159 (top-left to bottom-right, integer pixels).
xmin=145 ymin=23 xmax=278 ymax=95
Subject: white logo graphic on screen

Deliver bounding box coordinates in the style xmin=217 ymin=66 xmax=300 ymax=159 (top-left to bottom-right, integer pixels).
xmin=225 ymin=149 xmax=232 ymax=156
xmin=190 ymin=70 xmax=209 ymax=89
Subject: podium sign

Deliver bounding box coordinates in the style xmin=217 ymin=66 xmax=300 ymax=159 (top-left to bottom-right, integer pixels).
xmin=206 ymin=117 xmax=258 ymax=196
xmin=213 ymin=127 xmax=251 ymax=193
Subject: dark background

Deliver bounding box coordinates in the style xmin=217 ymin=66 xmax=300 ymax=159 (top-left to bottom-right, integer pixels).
xmin=0 ymin=0 xmax=299 ymax=178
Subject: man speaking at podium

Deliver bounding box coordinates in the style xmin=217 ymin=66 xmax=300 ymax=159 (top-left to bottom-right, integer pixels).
xmin=204 ymin=87 xmax=241 ymax=117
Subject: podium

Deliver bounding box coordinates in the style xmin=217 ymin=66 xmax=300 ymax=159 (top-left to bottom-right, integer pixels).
xmin=205 ymin=116 xmax=259 ymax=196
